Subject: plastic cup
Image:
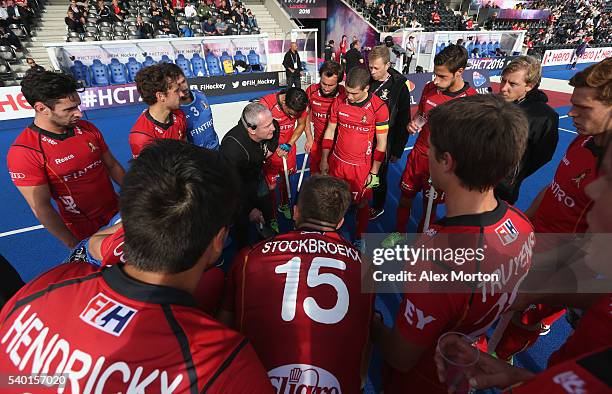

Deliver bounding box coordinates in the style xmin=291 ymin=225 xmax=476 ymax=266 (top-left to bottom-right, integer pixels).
xmin=437 ymin=332 xmax=479 ymax=394
xmin=414 ymin=113 xmax=427 ymax=129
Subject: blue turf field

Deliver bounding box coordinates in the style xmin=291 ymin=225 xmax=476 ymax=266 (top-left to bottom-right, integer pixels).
xmin=0 ymin=64 xmax=587 ymax=391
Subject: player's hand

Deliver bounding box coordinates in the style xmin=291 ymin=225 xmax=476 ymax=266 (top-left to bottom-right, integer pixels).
xmin=408 ymin=120 xmax=421 ymax=135
xmin=320 ymin=160 xmax=329 ymax=175
xmin=365 ymin=172 xmax=380 ymax=189
xmin=248 ymin=208 xmax=265 ymax=224
xmin=276 ymin=147 xmax=289 ymax=158
xmin=304 ymin=139 xmax=313 ymax=153
xmin=434 ymin=336 xmax=534 ymax=391
xmin=390 ymin=154 xmax=399 ymax=163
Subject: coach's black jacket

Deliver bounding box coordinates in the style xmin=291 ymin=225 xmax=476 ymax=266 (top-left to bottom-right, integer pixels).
xmin=220 ymin=120 xmax=279 ymax=214
xmin=496 ymin=88 xmax=559 ymax=204
xmin=370 ymin=68 xmax=412 ymax=159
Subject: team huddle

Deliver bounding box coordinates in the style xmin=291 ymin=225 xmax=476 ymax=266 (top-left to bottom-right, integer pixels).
xmin=1 ymin=44 xmax=611 ymax=393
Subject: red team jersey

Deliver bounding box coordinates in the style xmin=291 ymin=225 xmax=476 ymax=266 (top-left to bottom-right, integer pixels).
xmin=548 ymin=294 xmax=612 ymax=367
xmin=401 ymin=82 xmax=477 ymax=198
xmin=386 ymin=199 xmax=535 ymax=393
xmin=223 ymin=230 xmax=374 ymax=393
xmin=533 ymin=135 xmax=602 ymax=235
xmin=129 ymin=109 xmax=187 ymax=158
xmin=305 ymin=84 xmax=347 ymax=173
xmin=7 ymin=121 xmax=118 ymax=240
xmin=259 ymin=92 xmax=307 ymax=186
xmin=0 ymin=263 xmax=273 ymax=393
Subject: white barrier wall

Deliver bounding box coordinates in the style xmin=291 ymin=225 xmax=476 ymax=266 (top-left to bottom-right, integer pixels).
xmin=541 ymin=47 xmax=612 ymax=66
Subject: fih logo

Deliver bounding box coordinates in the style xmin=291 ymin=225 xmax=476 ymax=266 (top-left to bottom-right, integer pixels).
xmin=472 ymin=71 xmax=486 ymax=87
xmin=495 ymin=218 xmax=519 ymax=246
xmin=80 ymin=293 xmax=137 ymax=336
xmin=268 ymin=364 xmax=341 ymax=394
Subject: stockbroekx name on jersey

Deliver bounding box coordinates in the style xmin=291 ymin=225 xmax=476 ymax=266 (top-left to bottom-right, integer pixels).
xmin=260 ymin=239 xmax=361 ymax=262
xmin=2 ymin=304 xmax=183 ymax=393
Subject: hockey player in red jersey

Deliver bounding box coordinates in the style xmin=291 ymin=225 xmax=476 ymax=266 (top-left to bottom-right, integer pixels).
xmin=320 ymin=67 xmax=389 ymax=250
xmin=129 ymin=63 xmax=187 ymax=158
xmin=259 ymin=88 xmax=308 ymax=223
xmin=220 ymin=175 xmax=374 ymax=393
xmin=304 ymin=61 xmax=346 ymax=174
xmin=383 ymin=44 xmax=477 ymax=248
xmin=495 ymin=58 xmax=612 ymax=360
xmin=372 ymin=95 xmax=533 ymax=394
xmin=7 ymin=71 xmax=125 ymax=247
xmin=0 ymin=140 xmax=273 ymax=393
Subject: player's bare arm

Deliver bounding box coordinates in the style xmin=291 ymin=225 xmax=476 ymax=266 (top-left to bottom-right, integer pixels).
xmin=288 ymin=112 xmax=307 ymax=147
xmin=102 ymin=150 xmax=126 ymax=186
xmin=87 ymin=222 xmax=122 ymax=261
xmin=320 ymin=121 xmax=337 ymax=174
xmin=304 ymin=110 xmax=314 ymax=153
xmin=370 ymin=132 xmax=388 ymax=175
xmin=371 ymin=314 xmax=426 ymax=373
xmin=525 ymin=186 xmax=547 ymax=219
xmin=16 ymin=184 xmax=78 ymax=248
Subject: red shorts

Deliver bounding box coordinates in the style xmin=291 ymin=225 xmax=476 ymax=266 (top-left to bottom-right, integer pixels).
xmin=329 ymin=153 xmax=372 ymax=203
xmin=65 ymin=208 xmax=118 ymax=241
xmin=400 ymin=150 xmax=444 ymax=203
xmin=264 ymin=149 xmax=296 ymax=188
xmin=309 ymin=141 xmax=324 ymax=175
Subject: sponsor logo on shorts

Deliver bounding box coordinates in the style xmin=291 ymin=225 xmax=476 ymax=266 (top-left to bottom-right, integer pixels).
xmin=268 ymin=364 xmax=341 ymax=394
xmin=9 ymin=171 xmax=25 ymax=179
xmin=80 ymin=293 xmax=137 ymax=336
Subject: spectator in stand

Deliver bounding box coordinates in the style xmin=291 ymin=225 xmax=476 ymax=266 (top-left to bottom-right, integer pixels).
xmin=410 ymin=17 xmax=422 ymax=28
xmin=324 ymin=39 xmax=334 ymax=61
xmin=6 ymin=0 xmax=31 ymax=34
xmin=215 ymin=17 xmax=227 ymax=35
xmin=67 ymin=0 xmax=86 ymax=22
xmin=135 ymin=15 xmax=154 ymax=39
xmin=218 ymin=0 xmax=230 ymax=19
xmin=484 ymin=11 xmax=497 ymax=30
xmin=161 ymin=3 xmax=175 ymax=20
xmin=431 ymin=10 xmax=441 ymax=25
xmin=0 ymin=25 xmax=22 ymax=50
xmin=0 ymin=2 xmax=8 ymax=28
xmin=96 ymin=0 xmax=112 ymax=24
xmin=25 ymin=57 xmax=44 ymax=75
xmin=65 ymin=10 xmax=84 ymax=34
xmin=160 ymin=17 xmax=179 ymax=37
xmin=150 ymin=1 xmax=163 ymax=25
xmin=202 ymin=17 xmax=216 ymax=35
xmin=197 ymin=0 xmax=211 ymax=19
xmin=172 ymin=0 xmax=185 ymax=9
xmin=184 ymin=2 xmax=196 ymax=17
xmin=110 ymin=0 xmax=125 ymax=23
xmin=246 ymin=8 xmax=257 ymax=28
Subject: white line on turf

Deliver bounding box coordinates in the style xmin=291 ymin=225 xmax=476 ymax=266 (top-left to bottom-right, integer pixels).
xmin=0 ymin=224 xmax=44 ymax=238
xmin=560 ymin=127 xmax=578 ymax=134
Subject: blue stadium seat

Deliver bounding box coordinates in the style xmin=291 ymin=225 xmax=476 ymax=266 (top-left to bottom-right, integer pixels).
xmin=247 ymin=49 xmax=262 ymax=71
xmin=191 ymin=53 xmax=207 ymax=77
xmin=233 ymin=50 xmax=248 ymax=71
xmin=494 ymin=41 xmax=501 ymax=51
xmin=126 ymin=57 xmax=143 ymax=82
xmin=206 ymin=52 xmax=223 ymax=76
xmin=467 ymin=41 xmax=475 ymax=54
xmin=90 ymin=59 xmax=111 ymax=86
xmin=176 ymin=54 xmax=193 ymax=77
xmin=220 ymin=51 xmax=234 ymax=75
xmin=143 ymin=56 xmax=157 ymax=67
xmin=70 ymin=60 xmax=91 ymax=87
xmin=160 ymin=55 xmax=173 ymax=63
xmin=487 ymin=42 xmax=494 ymax=56
xmin=109 ymin=58 xmax=128 ymax=84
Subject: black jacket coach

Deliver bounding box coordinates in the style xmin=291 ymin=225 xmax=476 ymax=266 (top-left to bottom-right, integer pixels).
xmin=220 ymin=119 xmax=279 ymax=214
xmin=370 ymin=68 xmax=412 ymax=159
xmin=496 ymin=88 xmax=559 ymax=204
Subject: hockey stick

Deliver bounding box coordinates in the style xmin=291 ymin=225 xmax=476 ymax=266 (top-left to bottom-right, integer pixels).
xmin=297 ymin=153 xmax=309 ymax=193
xmin=487 ymin=312 xmax=514 ymax=354
xmin=423 ymin=180 xmax=436 ymax=232
xmin=282 ymin=155 xmax=292 ymax=202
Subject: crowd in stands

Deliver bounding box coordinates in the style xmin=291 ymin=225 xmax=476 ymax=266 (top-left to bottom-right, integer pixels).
xmin=64 ymin=0 xmax=260 ymax=42
xmin=0 ymin=0 xmax=43 ymax=85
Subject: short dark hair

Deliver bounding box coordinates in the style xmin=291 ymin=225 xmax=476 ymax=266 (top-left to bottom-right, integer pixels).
xmin=319 ymin=60 xmax=343 ymax=81
xmin=298 ymin=175 xmax=351 ymax=225
xmin=284 ymin=87 xmax=308 ymax=113
xmin=346 ymin=66 xmax=370 ymax=89
xmin=135 ymin=63 xmax=184 ymax=105
xmin=120 ymin=140 xmax=240 ymax=273
xmin=434 ymin=44 xmax=468 ymax=73
xmin=429 ymin=95 xmax=528 ymax=192
xmin=21 ymin=71 xmax=78 ymax=109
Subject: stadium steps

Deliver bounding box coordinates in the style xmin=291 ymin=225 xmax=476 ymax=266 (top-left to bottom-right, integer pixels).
xmin=28 ymin=1 xmax=71 ymax=69
xmin=242 ymin=0 xmax=290 ymax=39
